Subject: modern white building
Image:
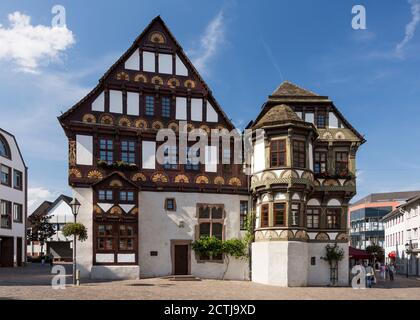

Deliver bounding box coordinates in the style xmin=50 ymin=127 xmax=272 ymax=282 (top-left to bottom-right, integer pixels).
xmin=27 ymin=195 xmax=74 ymax=261
xmin=0 ymin=128 xmax=27 ymax=267
xmin=383 ymin=194 xmax=420 ymax=276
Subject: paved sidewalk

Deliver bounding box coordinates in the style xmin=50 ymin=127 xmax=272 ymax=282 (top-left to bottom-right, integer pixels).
xmin=1 ymin=264 xmax=420 ymax=300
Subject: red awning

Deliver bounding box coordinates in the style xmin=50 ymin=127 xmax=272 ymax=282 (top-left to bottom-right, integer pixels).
xmin=388 ymin=251 xmax=396 ymax=258
xmin=349 ymin=246 xmax=373 ymax=259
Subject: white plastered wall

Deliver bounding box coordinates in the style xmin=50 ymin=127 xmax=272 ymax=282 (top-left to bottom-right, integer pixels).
xmin=138 ymin=191 xmax=249 ymax=280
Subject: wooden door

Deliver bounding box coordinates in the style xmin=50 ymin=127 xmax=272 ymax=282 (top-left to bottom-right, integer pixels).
xmin=0 ymin=237 xmax=14 ymax=267
xmin=174 ymin=245 xmax=189 ymax=275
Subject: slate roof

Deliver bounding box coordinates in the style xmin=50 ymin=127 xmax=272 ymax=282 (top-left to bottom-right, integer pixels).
xmin=271 ymin=81 xmax=320 ymax=97
xmin=254 ymin=104 xmax=303 ymax=127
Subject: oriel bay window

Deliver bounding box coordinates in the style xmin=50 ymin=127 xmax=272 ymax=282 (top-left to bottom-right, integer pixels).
xmin=306 ymin=207 xmax=320 ymax=229
xmin=326 ymin=208 xmax=341 ymax=229
xmin=293 ymin=140 xmax=306 ymax=168
xmin=335 ymin=152 xmax=349 ymax=175
xmin=121 ymin=141 xmax=135 ymax=164
xmin=274 ymin=203 xmax=285 ymax=227
xmin=99 ymin=138 xmax=113 ymax=163
xmin=270 ymin=139 xmax=286 ymax=168
xmin=314 ymin=151 xmax=327 ymax=174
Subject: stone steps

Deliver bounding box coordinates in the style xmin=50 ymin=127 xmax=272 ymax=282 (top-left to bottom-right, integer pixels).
xmin=161 ymin=275 xmax=201 ymax=281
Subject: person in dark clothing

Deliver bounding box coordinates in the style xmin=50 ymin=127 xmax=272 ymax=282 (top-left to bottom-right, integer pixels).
xmin=49 ymin=253 xmax=54 ymax=266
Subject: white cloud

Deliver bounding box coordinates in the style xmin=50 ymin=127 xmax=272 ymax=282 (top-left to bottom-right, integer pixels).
xmin=396 ymin=0 xmax=420 ymax=56
xmin=190 ymin=10 xmax=225 ymax=75
xmin=28 ymin=187 xmax=59 ymax=214
xmin=0 ymin=11 xmax=75 ymax=73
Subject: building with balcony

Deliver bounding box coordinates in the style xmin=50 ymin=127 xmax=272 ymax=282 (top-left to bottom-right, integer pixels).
xmin=0 ymin=128 xmax=27 ymax=267
xmin=349 ymin=191 xmax=420 ymax=250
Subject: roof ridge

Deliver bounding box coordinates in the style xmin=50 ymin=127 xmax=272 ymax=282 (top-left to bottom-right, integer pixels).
xmin=271 ymin=80 xmax=320 ymax=97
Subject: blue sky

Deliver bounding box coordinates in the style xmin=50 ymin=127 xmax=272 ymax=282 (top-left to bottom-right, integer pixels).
xmin=0 ymin=0 xmax=420 ymax=212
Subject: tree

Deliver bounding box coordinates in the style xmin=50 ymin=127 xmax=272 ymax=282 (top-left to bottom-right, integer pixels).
xmin=366 ymin=243 xmax=384 ymax=263
xmin=27 ymin=214 xmax=56 ymax=255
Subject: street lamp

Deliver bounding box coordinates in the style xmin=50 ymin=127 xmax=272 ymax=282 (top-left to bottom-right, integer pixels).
xmin=69 ymin=198 xmax=81 ymax=285
xmin=405 ymin=241 xmax=412 ymax=278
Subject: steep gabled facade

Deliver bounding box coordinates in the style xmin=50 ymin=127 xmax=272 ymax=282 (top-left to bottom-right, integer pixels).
xmin=58 ymin=16 xmax=249 ymax=280
xmin=249 ymin=81 xmax=365 ymax=286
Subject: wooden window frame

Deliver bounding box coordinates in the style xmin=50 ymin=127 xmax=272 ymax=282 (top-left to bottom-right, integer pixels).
xmin=290 ymin=202 xmax=301 ymax=227
xmin=98 ymin=189 xmax=113 ymax=202
xmin=118 ymin=225 xmax=135 ymax=251
xmin=185 ymin=146 xmax=200 ymax=171
xmin=273 ymin=202 xmax=286 ymax=227
xmin=145 ymin=95 xmax=154 ymax=116
xmin=119 ymin=191 xmax=135 ymax=203
xmin=314 ymin=151 xmax=327 ymax=175
xmin=197 ymin=204 xmax=225 ymax=261
xmin=270 ymin=139 xmax=286 ymax=168
xmin=326 ymin=208 xmax=341 ymax=229
xmin=239 ymin=200 xmax=248 ymax=231
xmin=316 ymin=112 xmax=326 ymax=128
xmin=165 ymin=198 xmax=176 ymax=211
xmin=161 ymin=96 xmax=171 ymax=118
xmin=306 ymin=207 xmax=320 ymax=229
xmin=163 ymin=145 xmax=178 ymax=170
xmin=99 ymin=138 xmax=114 ymax=164
xmin=292 ymin=140 xmax=306 ymax=168
xmin=121 ymin=140 xmax=136 ymax=164
xmin=335 ymin=152 xmax=349 ymax=175
xmin=260 ymin=204 xmax=269 ymax=228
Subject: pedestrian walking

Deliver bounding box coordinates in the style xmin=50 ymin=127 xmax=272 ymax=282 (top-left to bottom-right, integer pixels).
xmin=365 ymin=263 xmax=374 ymax=288
xmin=380 ymin=264 xmax=386 ymax=280
xmin=49 ymin=253 xmax=54 ymax=266
xmin=389 ymin=264 xmax=395 ymax=281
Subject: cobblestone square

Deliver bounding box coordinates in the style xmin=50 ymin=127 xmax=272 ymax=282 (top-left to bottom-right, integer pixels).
xmin=0 ymin=264 xmax=419 ymax=300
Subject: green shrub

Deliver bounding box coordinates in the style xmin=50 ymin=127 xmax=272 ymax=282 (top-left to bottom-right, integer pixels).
xmin=62 ymin=223 xmax=88 ymax=242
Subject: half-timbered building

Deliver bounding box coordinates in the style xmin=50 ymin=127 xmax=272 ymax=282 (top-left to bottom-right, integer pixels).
xmin=58 ymin=16 xmax=249 ymax=280
xmin=249 ymin=81 xmax=365 ymax=286
xmin=59 ymin=16 xmax=365 ymax=285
